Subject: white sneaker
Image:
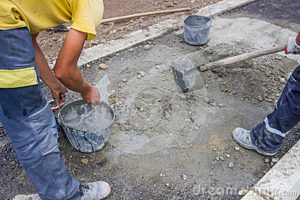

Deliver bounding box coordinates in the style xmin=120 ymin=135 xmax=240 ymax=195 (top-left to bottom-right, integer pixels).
xmin=14 ymin=194 xmax=40 ymax=200
xmin=232 ymin=127 xmax=278 ymax=156
xmin=13 ymin=181 xmax=111 ymax=200
xmin=80 ymin=181 xmax=111 ymax=200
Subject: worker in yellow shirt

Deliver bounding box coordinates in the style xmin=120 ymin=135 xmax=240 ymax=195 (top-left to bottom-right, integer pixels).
xmin=0 ymin=0 xmax=110 ymax=199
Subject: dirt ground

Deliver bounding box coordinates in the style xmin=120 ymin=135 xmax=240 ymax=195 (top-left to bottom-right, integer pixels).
xmin=2 ymin=17 xmax=300 ymax=200
xmin=37 ymin=0 xmax=222 ymax=64
xmin=1 ymin=0 xmax=300 ymax=199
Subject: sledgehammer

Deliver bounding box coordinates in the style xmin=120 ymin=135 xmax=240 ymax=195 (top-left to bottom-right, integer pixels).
xmin=172 ymin=44 xmax=287 ymax=93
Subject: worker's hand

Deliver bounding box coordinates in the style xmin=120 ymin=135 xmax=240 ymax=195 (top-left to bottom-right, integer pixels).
xmin=285 ymin=37 xmax=300 ymax=54
xmin=81 ymin=86 xmax=101 ymax=105
xmin=51 ymin=81 xmax=68 ymax=108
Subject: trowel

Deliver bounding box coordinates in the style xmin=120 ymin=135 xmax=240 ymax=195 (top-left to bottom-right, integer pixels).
xmin=172 ymin=44 xmax=287 ymax=93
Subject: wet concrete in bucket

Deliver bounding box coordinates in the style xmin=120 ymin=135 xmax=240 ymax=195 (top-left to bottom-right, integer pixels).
xmin=1 ymin=17 xmax=300 ymax=199
xmin=60 ymin=102 xmax=113 ymax=132
xmin=58 ymin=101 xmax=115 ymax=153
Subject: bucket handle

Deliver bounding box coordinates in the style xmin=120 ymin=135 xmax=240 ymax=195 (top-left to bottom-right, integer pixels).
xmin=48 ymin=99 xmax=60 ymax=112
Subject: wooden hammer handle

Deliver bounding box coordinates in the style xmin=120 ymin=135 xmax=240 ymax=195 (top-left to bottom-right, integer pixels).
xmin=200 ymin=45 xmax=287 ymax=72
xmin=102 ymin=8 xmax=191 ymax=24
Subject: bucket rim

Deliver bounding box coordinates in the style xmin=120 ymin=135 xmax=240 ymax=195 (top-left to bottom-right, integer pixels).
xmin=184 ymin=15 xmax=212 ymax=27
xmin=58 ymin=99 xmax=115 ymax=133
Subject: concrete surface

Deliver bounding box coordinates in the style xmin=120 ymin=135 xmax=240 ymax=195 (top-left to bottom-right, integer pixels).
xmin=1 ymin=0 xmax=300 ymax=199
xmin=4 ymin=16 xmax=299 ymax=199
xmin=221 ymin=1 xmax=300 ymax=199
xmin=242 ymin=141 xmax=300 ymax=200
xmin=56 ymin=17 xmax=300 ymax=199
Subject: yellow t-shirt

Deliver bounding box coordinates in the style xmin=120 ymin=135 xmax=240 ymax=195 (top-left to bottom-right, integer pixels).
xmin=0 ymin=0 xmax=103 ymax=40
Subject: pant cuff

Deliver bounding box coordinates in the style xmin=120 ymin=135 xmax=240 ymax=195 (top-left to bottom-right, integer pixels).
xmin=264 ymin=117 xmax=288 ymax=137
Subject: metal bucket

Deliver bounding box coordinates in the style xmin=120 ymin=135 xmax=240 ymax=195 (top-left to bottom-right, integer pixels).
xmin=58 ymin=100 xmax=115 ymax=153
xmin=184 ymin=15 xmax=212 ymax=45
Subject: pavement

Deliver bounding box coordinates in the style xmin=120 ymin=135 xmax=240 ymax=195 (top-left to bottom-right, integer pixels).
xmin=220 ymin=0 xmax=300 ymax=33
xmin=1 ymin=0 xmax=299 ymax=199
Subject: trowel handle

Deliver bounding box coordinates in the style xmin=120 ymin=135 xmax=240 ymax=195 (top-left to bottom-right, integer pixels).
xmin=199 ymin=45 xmax=287 ymax=72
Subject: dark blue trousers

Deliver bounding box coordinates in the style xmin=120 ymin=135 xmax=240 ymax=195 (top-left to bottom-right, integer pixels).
xmin=0 ymin=28 xmax=80 ymax=199
xmin=251 ymin=65 xmax=300 ymax=153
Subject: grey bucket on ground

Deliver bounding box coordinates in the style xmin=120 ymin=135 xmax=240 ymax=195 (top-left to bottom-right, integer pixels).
xmin=184 ymin=15 xmax=212 ymax=45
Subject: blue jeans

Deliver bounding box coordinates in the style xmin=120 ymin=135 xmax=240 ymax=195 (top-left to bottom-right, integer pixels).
xmin=0 ymin=28 xmax=80 ymax=199
xmin=251 ymin=65 xmax=300 ymax=153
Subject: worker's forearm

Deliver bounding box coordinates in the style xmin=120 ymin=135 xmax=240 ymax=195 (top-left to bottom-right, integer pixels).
xmin=56 ymin=64 xmax=91 ymax=95
xmin=54 ymin=28 xmax=92 ymax=95
xmin=31 ymin=34 xmax=62 ymax=90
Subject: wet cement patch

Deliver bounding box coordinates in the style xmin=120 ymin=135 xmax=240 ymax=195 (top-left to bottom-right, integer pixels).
xmin=1 ymin=17 xmax=300 ymax=199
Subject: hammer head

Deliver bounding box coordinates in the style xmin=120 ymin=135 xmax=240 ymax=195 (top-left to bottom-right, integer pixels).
xmin=171 ymin=58 xmax=204 ymax=93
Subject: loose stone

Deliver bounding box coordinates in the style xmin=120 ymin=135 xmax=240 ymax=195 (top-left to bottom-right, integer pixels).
xmin=279 ymin=78 xmax=285 ymax=83
xmin=137 ymin=71 xmax=145 ymax=77
xmin=234 ymin=146 xmax=240 ymax=151
xmin=182 ymin=174 xmax=187 ymax=181
xmin=99 ymin=63 xmax=108 ymax=70
xmin=257 ymin=96 xmax=263 ymax=102
xmin=238 ymin=189 xmax=248 ymax=196
xmin=144 ymin=44 xmax=151 ymax=50
xmin=81 ymin=158 xmax=89 ymax=165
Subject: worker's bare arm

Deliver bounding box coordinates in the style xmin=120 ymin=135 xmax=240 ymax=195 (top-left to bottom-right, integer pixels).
xmin=31 ymin=34 xmax=67 ymax=107
xmin=296 ymin=32 xmax=300 ymax=45
xmin=54 ymin=28 xmax=100 ymax=105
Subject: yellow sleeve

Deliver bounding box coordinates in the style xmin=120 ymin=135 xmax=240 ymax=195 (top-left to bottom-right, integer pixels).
xmin=0 ymin=1 xmax=27 ymax=30
xmin=69 ymin=0 xmax=104 ymax=40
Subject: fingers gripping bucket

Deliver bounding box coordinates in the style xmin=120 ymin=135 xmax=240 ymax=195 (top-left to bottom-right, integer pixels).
xmin=58 ymin=100 xmax=115 ymax=153
xmin=184 ymin=15 xmax=212 ymax=45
